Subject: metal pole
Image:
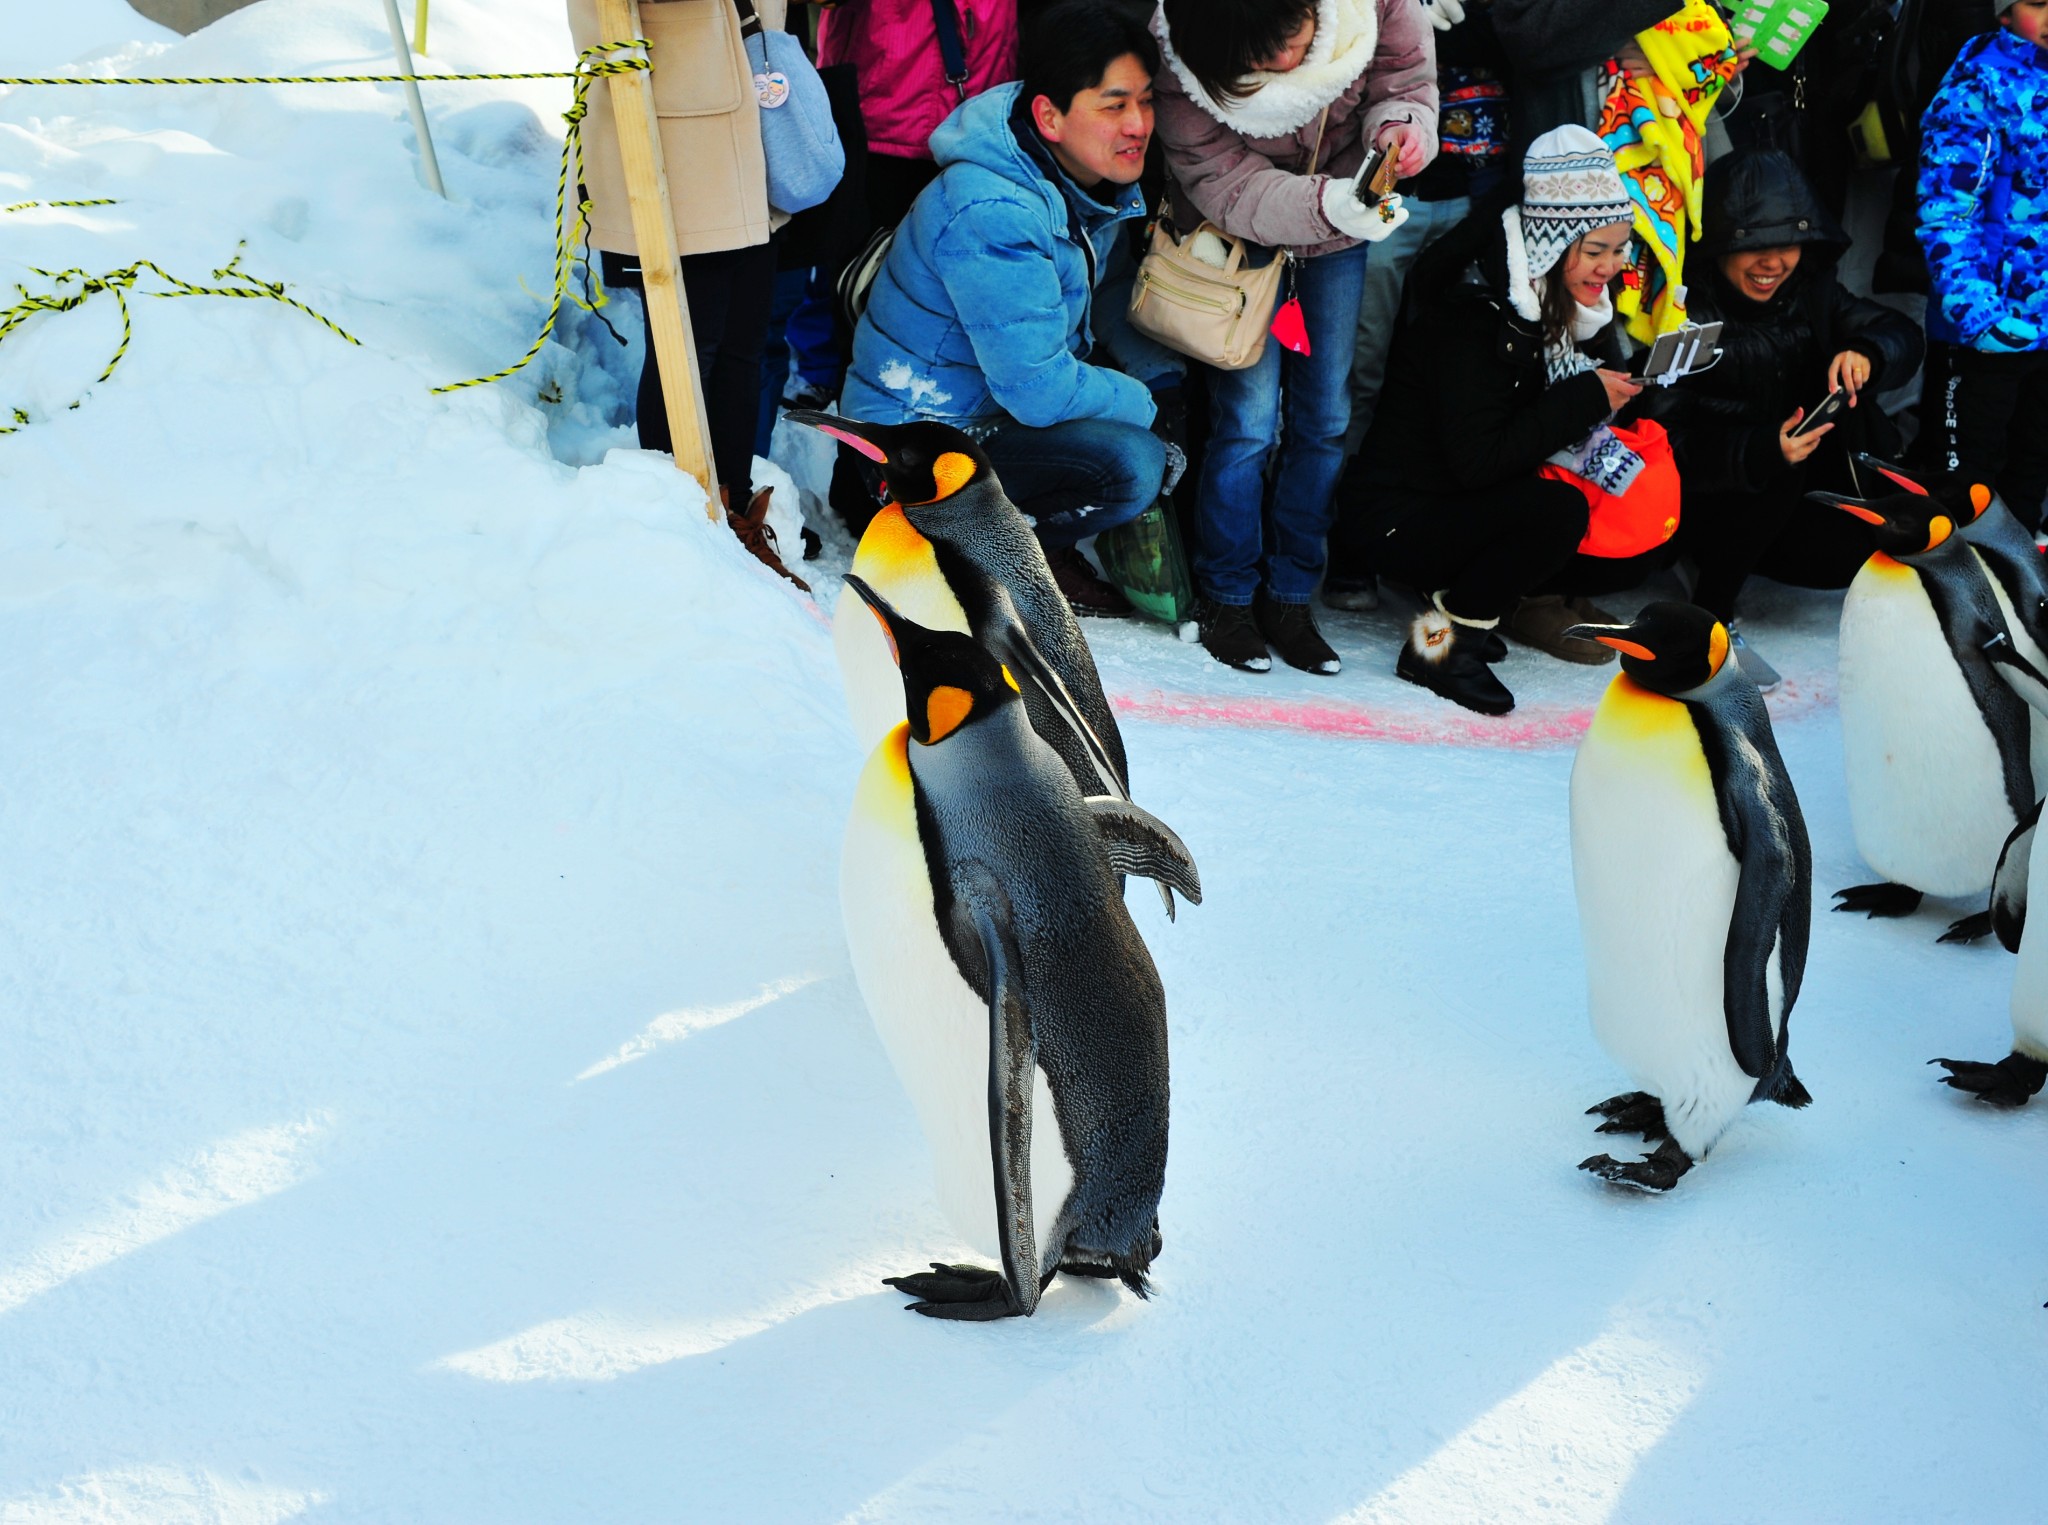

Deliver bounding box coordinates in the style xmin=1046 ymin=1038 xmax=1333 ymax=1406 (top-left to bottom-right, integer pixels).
xmin=380 ymin=0 xmax=448 ymax=200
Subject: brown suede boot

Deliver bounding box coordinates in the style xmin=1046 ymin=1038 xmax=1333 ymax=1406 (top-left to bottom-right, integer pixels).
xmin=721 ymin=485 xmax=810 ymax=592
xmin=1506 ymin=594 xmax=1615 ymax=665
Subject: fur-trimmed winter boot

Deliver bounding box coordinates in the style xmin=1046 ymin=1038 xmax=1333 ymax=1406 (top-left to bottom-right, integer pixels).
xmin=1396 ymin=597 xmax=1514 ymax=715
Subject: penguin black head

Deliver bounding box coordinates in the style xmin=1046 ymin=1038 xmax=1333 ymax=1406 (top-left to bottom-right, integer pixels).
xmin=1853 ymin=454 xmax=1999 ymax=527
xmin=843 ymin=573 xmax=1021 ymax=745
xmin=785 ymin=412 xmax=997 ymax=508
xmin=1810 ymin=486 xmax=1958 ymax=559
xmin=1562 ymin=601 xmax=1731 ymax=696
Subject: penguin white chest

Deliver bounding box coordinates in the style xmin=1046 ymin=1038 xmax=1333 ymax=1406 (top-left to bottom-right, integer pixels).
xmin=839 ymin=727 xmax=1072 ymax=1257
xmin=1571 ymin=677 xmax=1754 ymax=1157
xmin=1838 ymin=558 xmax=2014 ymax=895
xmin=834 ymin=507 xmax=970 ymax=753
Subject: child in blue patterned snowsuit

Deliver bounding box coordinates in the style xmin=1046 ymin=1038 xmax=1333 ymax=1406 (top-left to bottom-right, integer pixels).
xmin=1916 ymin=0 xmax=2048 ymax=527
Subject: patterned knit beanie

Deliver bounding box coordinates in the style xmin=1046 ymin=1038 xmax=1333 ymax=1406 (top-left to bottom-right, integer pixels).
xmin=1519 ymin=126 xmax=1633 ymax=280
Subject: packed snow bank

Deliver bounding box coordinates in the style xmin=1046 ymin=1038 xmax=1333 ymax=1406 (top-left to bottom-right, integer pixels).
xmin=4 ymin=3 xmax=2046 ymax=1523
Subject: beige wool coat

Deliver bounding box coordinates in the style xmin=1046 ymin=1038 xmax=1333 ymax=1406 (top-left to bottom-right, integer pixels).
xmin=566 ymin=0 xmax=785 ymax=257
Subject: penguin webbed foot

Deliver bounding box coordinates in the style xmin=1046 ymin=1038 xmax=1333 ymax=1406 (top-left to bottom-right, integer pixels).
xmin=1831 ymin=882 xmax=1924 ymax=918
xmin=1929 ymin=1052 xmax=2048 ymax=1108
xmin=1938 ymin=909 xmax=1995 ymax=945
xmin=1586 ymin=1091 xmax=1671 ymax=1141
xmin=1580 ymin=1138 xmax=1693 ymax=1192
xmin=884 ymin=1262 xmax=1025 ymax=1320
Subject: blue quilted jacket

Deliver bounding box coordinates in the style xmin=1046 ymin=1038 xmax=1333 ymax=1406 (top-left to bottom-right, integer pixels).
xmin=841 ymin=84 xmax=1177 ymax=432
xmin=1916 ymin=26 xmax=2048 ymax=352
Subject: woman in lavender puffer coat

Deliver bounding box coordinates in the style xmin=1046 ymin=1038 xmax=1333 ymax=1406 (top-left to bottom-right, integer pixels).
xmin=1153 ymin=0 xmax=1437 ymax=676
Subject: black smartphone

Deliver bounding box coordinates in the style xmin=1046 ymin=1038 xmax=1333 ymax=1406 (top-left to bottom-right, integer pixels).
xmin=1352 ymin=146 xmax=1396 ymax=205
xmin=1790 ymin=388 xmax=1849 ymax=437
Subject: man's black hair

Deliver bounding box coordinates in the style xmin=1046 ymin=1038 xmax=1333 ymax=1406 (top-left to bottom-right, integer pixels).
xmin=1019 ymin=0 xmax=1161 ymax=115
xmin=1159 ymin=0 xmax=1317 ymax=105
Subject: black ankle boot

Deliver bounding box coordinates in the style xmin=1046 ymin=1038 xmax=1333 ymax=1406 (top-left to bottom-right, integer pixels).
xmin=1254 ymin=589 xmax=1341 ymax=675
xmin=1396 ymin=605 xmax=1514 ymax=715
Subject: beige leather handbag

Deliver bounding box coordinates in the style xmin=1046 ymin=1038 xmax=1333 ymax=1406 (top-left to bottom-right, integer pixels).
xmin=1127 ymin=109 xmax=1328 ymax=371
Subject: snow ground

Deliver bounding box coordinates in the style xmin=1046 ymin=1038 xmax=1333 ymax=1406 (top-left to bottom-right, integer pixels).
xmin=2 ymin=3 xmax=2044 ymax=1521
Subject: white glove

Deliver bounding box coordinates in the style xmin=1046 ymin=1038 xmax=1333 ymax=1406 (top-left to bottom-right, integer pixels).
xmin=1420 ymin=0 xmax=1465 ymax=32
xmin=1321 ymin=176 xmax=1411 ymax=243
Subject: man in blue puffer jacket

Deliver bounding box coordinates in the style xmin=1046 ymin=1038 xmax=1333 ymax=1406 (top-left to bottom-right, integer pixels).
xmin=1916 ymin=0 xmax=2048 ymax=528
xmin=839 ymin=0 xmax=1184 ymax=611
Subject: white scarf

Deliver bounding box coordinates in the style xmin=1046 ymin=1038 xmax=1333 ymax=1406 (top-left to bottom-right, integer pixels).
xmin=1157 ymin=0 xmax=1379 ymax=140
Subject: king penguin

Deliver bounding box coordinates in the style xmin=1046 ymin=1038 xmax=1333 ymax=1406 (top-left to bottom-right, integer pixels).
xmin=787 ymin=411 xmax=1129 ymax=799
xmin=1566 ymin=603 xmax=1812 ymax=1190
xmin=837 ymin=574 xmax=1200 ymax=1318
xmin=1817 ymin=485 xmax=2035 ymax=924
xmin=1931 ymin=635 xmax=2048 ymax=1107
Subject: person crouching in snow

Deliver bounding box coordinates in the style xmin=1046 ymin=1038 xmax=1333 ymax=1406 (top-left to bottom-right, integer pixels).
xmin=1915 ymin=0 xmax=2048 ymax=531
xmin=1153 ymin=0 xmax=1439 ymax=677
xmin=1635 ymin=149 xmax=1925 ymax=690
xmin=837 ymin=0 xmax=1185 ymax=617
xmin=1343 ymin=126 xmax=1644 ymax=715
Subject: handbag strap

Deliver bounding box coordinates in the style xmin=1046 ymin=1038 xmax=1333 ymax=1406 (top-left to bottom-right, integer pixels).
xmin=1304 ymin=106 xmax=1331 ymax=178
xmin=732 ymin=0 xmax=764 ymax=38
xmin=929 ymin=0 xmax=970 ymax=100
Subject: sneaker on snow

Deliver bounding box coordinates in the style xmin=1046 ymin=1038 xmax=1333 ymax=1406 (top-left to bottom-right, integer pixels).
xmin=1044 ymin=545 xmax=1132 ymax=616
xmin=1729 ymin=623 xmax=1781 ymax=691
xmin=1255 ymin=588 xmax=1341 ymax=675
xmin=1321 ymin=572 xmax=1381 ymax=611
xmin=1195 ymin=597 xmax=1271 ymax=672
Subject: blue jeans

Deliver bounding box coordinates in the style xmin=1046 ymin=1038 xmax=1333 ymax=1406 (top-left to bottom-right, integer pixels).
xmin=980 ymin=416 xmax=1167 ymax=550
xmin=1196 ymin=240 xmax=1370 ymax=605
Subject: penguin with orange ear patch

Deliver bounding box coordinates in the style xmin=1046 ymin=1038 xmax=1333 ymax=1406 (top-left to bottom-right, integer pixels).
xmin=1565 ymin=603 xmax=1813 ymax=1191
xmin=1814 ymin=486 xmax=2035 ymax=925
xmin=836 ymin=575 xmax=1198 ymax=1319
xmin=786 ymin=412 xmax=1129 ymax=803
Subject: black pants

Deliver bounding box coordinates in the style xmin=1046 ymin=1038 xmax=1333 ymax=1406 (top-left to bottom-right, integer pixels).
xmin=603 ymin=242 xmax=778 ymax=496
xmin=1914 ymin=344 xmax=2048 ymax=532
xmin=1368 ymin=475 xmax=1590 ymax=621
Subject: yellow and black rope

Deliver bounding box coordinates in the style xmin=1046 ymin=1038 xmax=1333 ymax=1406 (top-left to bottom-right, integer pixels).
xmin=0 ymin=41 xmax=649 ymax=431
xmin=4 ymin=199 xmax=120 ymax=213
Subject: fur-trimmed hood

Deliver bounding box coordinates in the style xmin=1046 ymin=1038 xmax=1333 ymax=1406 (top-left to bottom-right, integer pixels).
xmin=1156 ymin=0 xmax=1381 ymax=139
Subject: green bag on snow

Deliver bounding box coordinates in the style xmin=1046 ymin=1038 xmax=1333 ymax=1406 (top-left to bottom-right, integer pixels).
xmin=1093 ymin=497 xmax=1197 ymax=628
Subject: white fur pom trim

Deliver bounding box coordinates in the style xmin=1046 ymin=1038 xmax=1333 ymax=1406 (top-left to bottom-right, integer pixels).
xmin=1410 ymin=606 xmax=1455 ymax=664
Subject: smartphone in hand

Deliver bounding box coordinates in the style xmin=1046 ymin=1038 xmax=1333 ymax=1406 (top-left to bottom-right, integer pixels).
xmin=1352 ymin=146 xmax=1398 ymax=205
xmin=1790 ymin=388 xmax=1848 ymax=438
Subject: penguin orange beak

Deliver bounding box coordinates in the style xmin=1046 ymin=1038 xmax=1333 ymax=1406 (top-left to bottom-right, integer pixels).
xmin=784 ymin=409 xmax=889 ymax=464
xmin=1809 ymin=490 xmax=1888 ymax=526
xmin=843 ymin=572 xmax=903 ymax=665
xmin=1854 ymin=454 xmax=1930 ymax=497
xmin=1562 ymin=623 xmax=1656 ymax=660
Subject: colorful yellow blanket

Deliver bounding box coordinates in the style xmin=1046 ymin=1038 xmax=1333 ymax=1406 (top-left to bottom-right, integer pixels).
xmin=1598 ymin=0 xmax=1740 ymax=343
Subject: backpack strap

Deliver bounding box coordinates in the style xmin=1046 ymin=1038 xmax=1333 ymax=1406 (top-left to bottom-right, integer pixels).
xmin=930 ymin=0 xmax=970 ymax=101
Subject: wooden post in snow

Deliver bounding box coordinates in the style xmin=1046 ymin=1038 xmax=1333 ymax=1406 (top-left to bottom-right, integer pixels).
xmin=592 ymin=0 xmax=719 ymax=509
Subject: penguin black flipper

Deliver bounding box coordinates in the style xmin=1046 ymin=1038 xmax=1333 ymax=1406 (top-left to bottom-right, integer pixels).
xmin=1083 ymin=798 xmax=1203 ymax=911
xmin=1690 ymin=691 xmax=1811 ymax=1085
xmin=1989 ymin=799 xmax=2039 ymax=954
xmin=1920 ymin=566 xmax=2037 ymax=820
xmin=903 ymin=866 xmax=1043 ymax=1322
xmin=984 ymin=602 xmax=1129 ymax=799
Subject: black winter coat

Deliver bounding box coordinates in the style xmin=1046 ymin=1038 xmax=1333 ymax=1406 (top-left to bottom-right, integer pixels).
xmin=1352 ymin=205 xmax=1618 ymax=536
xmin=1636 ymin=151 xmax=1924 ymax=499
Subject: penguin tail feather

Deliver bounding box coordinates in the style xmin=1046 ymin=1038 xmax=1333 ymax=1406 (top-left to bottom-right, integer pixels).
xmin=1771 ymin=1068 xmax=1813 ymax=1109
xmin=1118 ymin=1266 xmax=1153 ymax=1300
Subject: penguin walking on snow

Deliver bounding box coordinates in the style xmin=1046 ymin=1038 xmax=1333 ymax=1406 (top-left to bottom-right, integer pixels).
xmin=1817 ymin=485 xmax=2035 ymax=926
xmin=1566 ymin=603 xmax=1812 ymax=1191
xmin=838 ymin=575 xmax=1200 ymax=1318
xmin=787 ymin=412 xmax=1129 ymax=799
xmin=1932 ymin=636 xmax=2048 ymax=1107
xmin=1853 ymin=458 xmax=2048 ymax=947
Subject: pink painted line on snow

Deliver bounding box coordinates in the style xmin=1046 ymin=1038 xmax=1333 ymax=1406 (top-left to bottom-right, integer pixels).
xmin=1110 ymin=676 xmax=1835 ymax=751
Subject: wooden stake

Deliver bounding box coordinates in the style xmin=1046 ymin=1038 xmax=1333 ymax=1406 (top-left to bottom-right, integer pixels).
xmin=592 ymin=0 xmax=719 ymax=509
xmin=414 ymin=0 xmax=430 ymax=55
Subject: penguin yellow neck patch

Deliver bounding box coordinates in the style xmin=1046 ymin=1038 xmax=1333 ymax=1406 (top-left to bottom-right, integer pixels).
xmin=1708 ymin=621 xmax=1730 ymax=677
xmin=1925 ymin=515 xmax=1954 ymax=550
xmin=924 ymin=685 xmax=974 ymax=743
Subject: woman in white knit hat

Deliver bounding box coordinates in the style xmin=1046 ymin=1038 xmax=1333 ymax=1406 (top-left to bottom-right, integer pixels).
xmin=1340 ymin=124 xmax=1648 ymax=715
